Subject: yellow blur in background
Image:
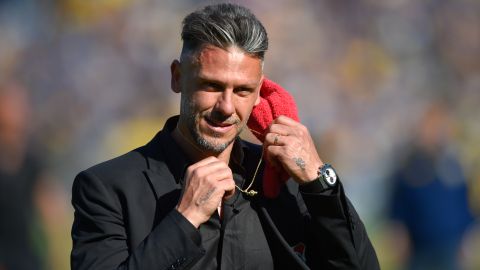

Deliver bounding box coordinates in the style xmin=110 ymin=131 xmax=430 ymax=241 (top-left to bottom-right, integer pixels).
xmin=0 ymin=0 xmax=479 ymax=269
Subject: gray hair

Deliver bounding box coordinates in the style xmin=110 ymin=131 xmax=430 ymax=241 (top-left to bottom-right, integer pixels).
xmin=181 ymin=3 xmax=268 ymax=60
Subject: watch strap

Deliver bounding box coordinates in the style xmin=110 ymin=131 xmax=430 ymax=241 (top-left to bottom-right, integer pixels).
xmin=299 ymin=163 xmax=338 ymax=193
xmin=299 ymin=178 xmax=331 ymax=193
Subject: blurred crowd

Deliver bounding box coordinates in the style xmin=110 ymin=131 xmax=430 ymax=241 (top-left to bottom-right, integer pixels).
xmin=0 ymin=0 xmax=479 ymax=269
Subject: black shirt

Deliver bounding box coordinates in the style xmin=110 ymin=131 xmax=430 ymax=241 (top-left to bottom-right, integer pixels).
xmin=159 ymin=117 xmax=274 ymax=270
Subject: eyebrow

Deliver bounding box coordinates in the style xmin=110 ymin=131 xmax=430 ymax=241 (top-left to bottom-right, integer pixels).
xmin=197 ymin=76 xmax=259 ymax=89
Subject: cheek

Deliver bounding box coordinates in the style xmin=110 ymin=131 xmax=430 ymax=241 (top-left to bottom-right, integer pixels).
xmin=193 ymin=92 xmax=219 ymax=110
xmin=235 ymin=98 xmax=256 ymax=120
xmin=182 ymin=92 xmax=208 ymax=114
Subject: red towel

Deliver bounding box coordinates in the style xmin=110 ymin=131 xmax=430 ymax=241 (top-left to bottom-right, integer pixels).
xmin=247 ymin=78 xmax=299 ymax=198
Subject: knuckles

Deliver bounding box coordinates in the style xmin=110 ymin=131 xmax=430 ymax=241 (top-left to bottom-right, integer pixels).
xmin=186 ymin=162 xmax=232 ymax=185
xmin=190 ymin=168 xmax=203 ymax=180
xmin=186 ymin=166 xmax=194 ymax=176
xmin=294 ymin=124 xmax=308 ymax=137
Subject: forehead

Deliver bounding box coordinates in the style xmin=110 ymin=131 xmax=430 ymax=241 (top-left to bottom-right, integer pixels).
xmin=189 ymin=45 xmax=263 ymax=83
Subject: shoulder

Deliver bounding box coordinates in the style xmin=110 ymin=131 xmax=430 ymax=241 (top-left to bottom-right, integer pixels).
xmin=73 ymin=145 xmax=159 ymax=193
xmin=87 ymin=147 xmax=148 ymax=176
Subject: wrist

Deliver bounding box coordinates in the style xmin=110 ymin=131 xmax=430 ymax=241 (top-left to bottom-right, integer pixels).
xmin=300 ymin=161 xmax=324 ymax=184
xmin=176 ymin=206 xmax=203 ymax=228
xmin=300 ymin=163 xmax=338 ymax=192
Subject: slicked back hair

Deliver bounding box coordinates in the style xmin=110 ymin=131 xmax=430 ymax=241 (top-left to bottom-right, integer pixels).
xmin=181 ymin=3 xmax=268 ymax=61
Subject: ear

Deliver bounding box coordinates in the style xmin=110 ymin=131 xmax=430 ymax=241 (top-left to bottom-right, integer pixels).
xmin=254 ymin=75 xmax=264 ymax=106
xmin=170 ymin=60 xmax=181 ymax=93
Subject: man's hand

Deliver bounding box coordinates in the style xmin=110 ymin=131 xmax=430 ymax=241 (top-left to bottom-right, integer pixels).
xmin=176 ymin=156 xmax=235 ymax=228
xmin=264 ymin=116 xmax=324 ymax=184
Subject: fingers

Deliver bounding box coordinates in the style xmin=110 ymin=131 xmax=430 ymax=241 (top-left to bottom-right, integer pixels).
xmin=262 ymin=116 xmax=324 ymax=184
xmin=264 ymin=116 xmax=303 ymax=144
xmin=185 ymin=159 xmax=233 ymax=184
xmin=265 ymin=133 xmax=283 ymax=146
xmin=185 ymin=156 xmax=221 ymax=176
xmin=178 ymin=156 xmax=236 ymax=227
xmin=185 ymin=158 xmax=236 ymax=202
xmin=268 ymin=122 xmax=294 ymax=137
xmin=272 ymin=115 xmax=298 ymax=126
xmin=222 ymin=182 xmax=236 ymax=200
xmin=263 ymin=117 xmax=298 ymax=170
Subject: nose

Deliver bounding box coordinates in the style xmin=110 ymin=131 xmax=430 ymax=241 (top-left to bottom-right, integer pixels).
xmin=214 ymin=90 xmax=235 ymax=116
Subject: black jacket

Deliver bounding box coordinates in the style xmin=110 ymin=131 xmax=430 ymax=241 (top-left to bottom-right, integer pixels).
xmin=71 ymin=117 xmax=379 ymax=270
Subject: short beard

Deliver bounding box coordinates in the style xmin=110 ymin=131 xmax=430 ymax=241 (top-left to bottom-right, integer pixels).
xmin=195 ymin=126 xmax=237 ymax=153
xmin=181 ymin=96 xmax=244 ymax=154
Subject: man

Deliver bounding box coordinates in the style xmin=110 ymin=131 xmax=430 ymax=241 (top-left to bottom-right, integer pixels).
xmin=389 ymin=103 xmax=473 ymax=270
xmin=71 ymin=3 xmax=379 ymax=269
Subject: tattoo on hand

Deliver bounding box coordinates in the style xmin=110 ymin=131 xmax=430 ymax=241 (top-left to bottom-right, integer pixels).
xmin=196 ymin=188 xmax=216 ymax=205
xmin=293 ymin=157 xmax=306 ymax=170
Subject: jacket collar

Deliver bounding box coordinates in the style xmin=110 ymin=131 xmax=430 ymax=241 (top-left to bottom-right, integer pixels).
xmin=143 ymin=115 xmax=250 ymax=198
xmin=142 ymin=116 xmax=307 ymax=268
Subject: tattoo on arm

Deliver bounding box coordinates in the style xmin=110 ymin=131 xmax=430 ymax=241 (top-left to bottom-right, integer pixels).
xmin=196 ymin=188 xmax=216 ymax=205
xmin=293 ymin=157 xmax=306 ymax=170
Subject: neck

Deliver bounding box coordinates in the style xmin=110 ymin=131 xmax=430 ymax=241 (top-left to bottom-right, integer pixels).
xmin=171 ymin=126 xmax=233 ymax=164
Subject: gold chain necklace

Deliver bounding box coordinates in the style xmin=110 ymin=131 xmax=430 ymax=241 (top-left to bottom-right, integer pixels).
xmin=235 ymin=128 xmax=264 ymax=196
xmin=177 ymin=128 xmax=264 ymax=197
xmin=238 ymin=149 xmax=262 ymax=196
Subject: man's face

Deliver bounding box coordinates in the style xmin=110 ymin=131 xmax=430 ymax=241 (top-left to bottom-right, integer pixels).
xmin=171 ymin=45 xmax=263 ymax=154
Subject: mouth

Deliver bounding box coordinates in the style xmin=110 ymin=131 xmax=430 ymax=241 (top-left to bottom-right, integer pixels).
xmin=204 ymin=117 xmax=235 ymax=134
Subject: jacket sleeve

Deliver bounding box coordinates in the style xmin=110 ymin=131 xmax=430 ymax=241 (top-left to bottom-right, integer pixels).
xmin=71 ymin=170 xmax=205 ymax=270
xmin=299 ymin=181 xmax=380 ymax=270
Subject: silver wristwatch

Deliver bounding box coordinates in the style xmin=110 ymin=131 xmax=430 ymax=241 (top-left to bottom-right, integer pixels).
xmin=316 ymin=163 xmax=338 ymax=190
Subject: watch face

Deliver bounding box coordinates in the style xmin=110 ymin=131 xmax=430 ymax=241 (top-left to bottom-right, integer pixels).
xmin=323 ymin=167 xmax=337 ymax=186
